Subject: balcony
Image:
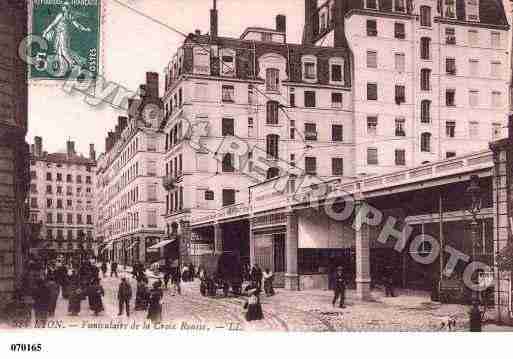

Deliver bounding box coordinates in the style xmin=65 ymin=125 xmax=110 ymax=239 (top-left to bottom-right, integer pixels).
xmin=162 ymin=175 xmax=176 ymax=191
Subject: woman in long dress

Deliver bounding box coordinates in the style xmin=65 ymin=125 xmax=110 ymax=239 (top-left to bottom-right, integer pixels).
xmin=42 ymin=1 xmax=91 ymax=72
xmin=147 ymin=282 xmax=163 ymax=324
xmin=87 ymin=278 xmax=105 ymax=316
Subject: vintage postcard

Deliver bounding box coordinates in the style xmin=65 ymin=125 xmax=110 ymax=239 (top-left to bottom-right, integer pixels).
xmin=1 ymin=0 xmax=513 ymax=356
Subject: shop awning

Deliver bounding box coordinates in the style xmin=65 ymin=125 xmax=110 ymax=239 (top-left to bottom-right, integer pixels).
xmin=146 ymin=239 xmax=176 ymax=252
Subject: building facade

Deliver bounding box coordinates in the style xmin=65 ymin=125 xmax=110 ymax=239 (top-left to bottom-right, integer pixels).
xmin=161 ymin=9 xmax=354 ymax=266
xmin=28 ymin=138 xmax=98 ymax=263
xmin=305 ymin=0 xmax=510 ymax=175
xmin=0 ymin=0 xmax=29 ymax=315
xmin=96 ymin=73 xmax=166 ymax=265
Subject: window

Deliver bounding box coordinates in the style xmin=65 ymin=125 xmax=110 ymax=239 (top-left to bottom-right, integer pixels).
xmin=492 ymin=123 xmax=502 ymax=139
xmin=446 ymin=89 xmax=456 ymax=106
xmin=395 ymin=85 xmax=405 ymax=104
xmin=469 ymin=90 xmax=479 ymax=107
xmin=305 ymin=157 xmax=317 ymax=175
xmin=67 ymin=213 xmax=73 ymax=224
xmin=395 ymin=118 xmax=405 ymax=136
xmin=56 ymin=186 xmax=62 ymax=194
xmin=222 ymin=118 xmax=234 ymax=136
xmin=446 ymin=58 xmax=456 ymax=75
xmin=222 ymin=85 xmax=234 ymax=102
xmin=331 ymin=63 xmax=343 ymax=82
xmin=395 ymin=149 xmax=406 ymax=166
xmin=220 ymin=49 xmax=235 ymax=77
xmin=266 ymin=101 xmax=279 ymax=124
xmin=446 ymin=151 xmax=456 ymax=158
xmin=304 ymin=62 xmax=316 ymax=80
xmin=290 ymin=120 xmax=295 ymax=139
xmin=444 ymin=0 xmax=456 ymax=18
xmin=76 ymin=175 xmax=82 ymax=184
xmin=367 ymin=83 xmax=377 ymax=100
xmin=87 ymin=215 xmax=92 ymax=225
xmin=46 ymin=213 xmax=53 ymax=224
xmin=394 ymin=0 xmax=405 ymax=12
xmin=366 ymin=50 xmax=377 ymax=68
xmin=289 ymin=87 xmax=295 ymax=107
xmin=66 ymin=186 xmax=72 ymax=195
xmin=446 ymin=121 xmax=456 ymax=138
xmin=266 ymin=134 xmax=279 ymax=159
xmin=445 ymin=27 xmax=456 ymax=44
xmin=367 ymin=148 xmax=378 ymax=165
xmin=57 ymin=199 xmax=62 ymax=209
xmin=469 ymin=122 xmax=479 ymax=138
xmin=469 ymin=59 xmax=479 ymax=77
xmin=248 ymin=117 xmax=254 ymax=137
xmin=366 ymin=20 xmax=377 ymax=36
xmin=147 ymin=160 xmax=157 ymax=176
xmin=222 ymin=189 xmax=236 ymax=207
xmin=147 ymin=210 xmax=157 ymax=228
xmin=421 ymin=132 xmax=431 ymax=152
xmin=420 ymin=69 xmax=431 ymax=91
xmin=30 ymin=184 xmax=37 ymax=193
xmin=46 ymin=185 xmax=52 ymax=194
xmin=492 ymin=91 xmax=502 ymax=107
xmin=468 ymin=30 xmax=478 ymax=46
xmin=367 ymin=116 xmax=378 ymax=136
xmin=394 ymin=23 xmax=405 ymax=39
xmin=395 ymin=53 xmax=405 ymax=72
xmin=205 ymin=190 xmax=214 ymax=201
xmin=332 ymin=158 xmax=344 ymax=176
xmin=193 ymin=47 xmax=210 ymax=75
xmin=305 ymin=123 xmax=317 ymax=141
xmin=420 ymin=6 xmax=431 ymax=27
xmin=222 ymin=153 xmax=234 ymax=172
xmin=66 ymin=174 xmax=72 ymax=182
xmin=491 ymin=32 xmax=501 ymax=48
xmin=56 ymin=173 xmax=62 ymax=181
xmin=57 ymin=213 xmax=63 ymax=224
xmin=85 ymin=176 xmax=91 ymax=184
xmin=332 ymin=124 xmax=343 ymax=142
xmin=491 ymin=62 xmax=501 ymax=78
xmin=420 ymin=38 xmax=430 ymax=60
xmin=147 ymin=137 xmax=157 ymax=152
xmin=304 ymin=91 xmax=316 ymax=107
xmin=46 ymin=198 xmax=52 ymax=208
xmin=66 ymin=199 xmax=72 ymax=208
xmin=30 ymin=197 xmax=38 ymax=208
xmin=267 ymin=167 xmax=280 ymax=179
xmin=366 ymin=0 xmax=377 ymax=9
xmin=331 ymin=92 xmax=343 ymax=108
xmin=266 ymin=68 xmax=279 ymax=92
xmin=30 ymin=170 xmax=36 ymax=179
xmin=466 ymin=0 xmax=480 ymax=21
xmin=46 ymin=172 xmax=52 ymax=181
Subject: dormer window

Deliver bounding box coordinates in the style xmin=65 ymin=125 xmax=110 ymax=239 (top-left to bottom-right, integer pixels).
xmin=329 ymin=58 xmax=344 ymax=84
xmin=444 ymin=0 xmax=456 ymax=19
xmin=394 ymin=0 xmax=406 ymax=12
xmin=193 ymin=47 xmax=210 ymax=75
xmin=466 ymin=0 xmax=480 ymax=22
xmin=365 ymin=0 xmax=378 ymax=10
xmin=220 ymin=48 xmax=235 ymax=77
xmin=302 ymin=55 xmax=317 ymax=82
xmin=266 ymin=68 xmax=280 ymax=92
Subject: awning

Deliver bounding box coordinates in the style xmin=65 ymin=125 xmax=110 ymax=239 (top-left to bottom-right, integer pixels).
xmin=146 ymin=239 xmax=176 ymax=252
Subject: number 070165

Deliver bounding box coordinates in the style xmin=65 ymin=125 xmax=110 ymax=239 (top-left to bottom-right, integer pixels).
xmin=9 ymin=343 xmax=42 ymax=352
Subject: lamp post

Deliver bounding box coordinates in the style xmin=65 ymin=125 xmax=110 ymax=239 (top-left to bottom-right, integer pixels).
xmin=466 ymin=174 xmax=482 ymax=332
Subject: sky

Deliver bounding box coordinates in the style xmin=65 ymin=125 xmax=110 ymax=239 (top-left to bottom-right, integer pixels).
xmin=27 ymin=0 xmax=304 ymax=156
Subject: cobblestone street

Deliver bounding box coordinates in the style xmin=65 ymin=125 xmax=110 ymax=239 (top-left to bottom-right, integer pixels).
xmin=7 ymin=268 xmax=510 ymax=333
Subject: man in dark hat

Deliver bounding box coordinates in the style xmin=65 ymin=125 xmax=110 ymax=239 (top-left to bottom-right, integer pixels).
xmin=332 ymin=266 xmax=346 ymax=308
xmin=117 ymin=277 xmax=132 ymax=317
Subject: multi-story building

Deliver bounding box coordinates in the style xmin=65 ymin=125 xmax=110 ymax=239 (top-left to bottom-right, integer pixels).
xmin=0 ymin=0 xmax=29 ymax=315
xmin=161 ymin=6 xmax=353 ymax=264
xmin=28 ymin=138 xmax=98 ymax=263
xmin=304 ymin=0 xmax=510 ymax=175
xmin=96 ymin=74 xmax=166 ymax=265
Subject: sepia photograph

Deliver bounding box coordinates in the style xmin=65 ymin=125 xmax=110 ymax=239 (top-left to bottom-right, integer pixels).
xmin=1 ymin=0 xmax=513 ymax=356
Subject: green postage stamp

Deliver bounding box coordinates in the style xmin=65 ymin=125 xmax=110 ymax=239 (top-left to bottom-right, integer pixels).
xmin=31 ymin=0 xmax=100 ymax=79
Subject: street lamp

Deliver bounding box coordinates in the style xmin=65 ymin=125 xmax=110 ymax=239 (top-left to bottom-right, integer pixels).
xmin=465 ymin=174 xmax=482 ymax=332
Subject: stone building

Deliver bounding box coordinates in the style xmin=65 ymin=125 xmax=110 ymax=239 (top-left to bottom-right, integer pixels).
xmin=95 ymin=73 xmax=166 ymax=265
xmin=0 ymin=0 xmax=29 ymax=314
xmin=304 ymin=0 xmax=510 ymax=175
xmin=28 ymin=138 xmax=98 ymax=263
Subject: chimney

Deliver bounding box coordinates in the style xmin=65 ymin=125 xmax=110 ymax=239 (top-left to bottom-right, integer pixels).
xmin=276 ymin=14 xmax=286 ymax=33
xmin=34 ymin=136 xmax=42 ymax=157
xmin=66 ymin=140 xmax=75 ymax=157
xmin=304 ymin=0 xmax=317 ymax=45
xmin=89 ymin=144 xmax=96 ymax=161
xmin=210 ymin=0 xmax=218 ymax=38
xmin=139 ymin=84 xmax=147 ymax=99
xmin=146 ymin=72 xmax=159 ymax=98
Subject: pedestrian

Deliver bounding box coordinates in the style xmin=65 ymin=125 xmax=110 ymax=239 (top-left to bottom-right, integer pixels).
xmin=182 ymin=264 xmax=189 ymax=282
xmin=263 ymin=268 xmax=275 ymax=297
xmin=67 ymin=280 xmax=84 ymax=316
xmin=117 ymin=277 xmax=132 ymax=317
xmin=189 ymin=263 xmax=195 ymax=281
xmin=383 ymin=268 xmax=395 ymax=298
xmin=332 ymin=266 xmax=346 ymax=308
xmin=88 ymin=278 xmax=105 ymax=316
xmin=46 ymin=276 xmax=60 ymax=317
xmin=135 ymin=279 xmax=149 ymax=311
xmin=243 ymin=288 xmax=263 ymax=321
xmin=251 ymin=264 xmax=263 ymax=291
xmin=163 ymin=270 xmax=171 ymax=290
xmin=32 ymin=278 xmax=50 ymax=322
xmin=147 ymin=281 xmax=163 ymax=324
xmin=172 ymin=267 xmax=181 ymax=295
xmin=111 ymin=261 xmax=118 ymax=277
xmin=101 ymin=261 xmax=107 ymax=277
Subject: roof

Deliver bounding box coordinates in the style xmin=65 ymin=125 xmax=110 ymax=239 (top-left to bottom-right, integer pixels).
xmin=32 ymin=152 xmax=96 ymax=166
